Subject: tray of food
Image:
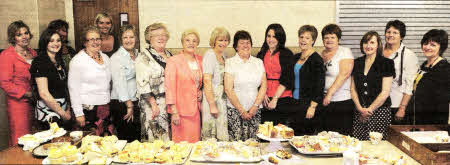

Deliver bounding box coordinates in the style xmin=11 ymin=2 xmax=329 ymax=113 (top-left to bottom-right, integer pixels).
xmin=112 ymin=140 xmax=192 ymax=164
xmin=257 ymin=122 xmax=294 ymax=142
xmin=41 ymin=143 xmax=85 ymax=164
xmin=261 ymin=149 xmax=304 ymax=165
xmin=401 ymin=131 xmax=449 ymax=143
xmin=289 ymin=131 xmax=361 ymax=155
xmin=190 ymin=139 xmax=262 ymax=163
xmin=18 ymin=123 xmax=67 ymax=151
xmin=77 ymin=135 xmax=127 ymax=164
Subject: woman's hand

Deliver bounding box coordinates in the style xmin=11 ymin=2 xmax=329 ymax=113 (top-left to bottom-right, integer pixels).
xmin=247 ymin=106 xmax=258 ymax=119
xmin=395 ymin=107 xmax=406 ymax=121
xmin=359 ymin=108 xmax=373 ymax=121
xmin=61 ymin=110 xmax=71 ymax=121
xmin=267 ymin=98 xmax=278 ymax=110
xmin=305 ymin=106 xmax=316 ymax=119
xmin=76 ymin=116 xmax=86 ymax=127
xmin=151 ymin=104 xmax=160 ymax=119
xmin=322 ymin=94 xmax=332 ymax=106
xmin=171 ymin=113 xmax=180 ymax=125
xmin=263 ymin=95 xmax=270 ymax=108
xmin=209 ymin=104 xmax=219 ymax=118
xmin=24 ymin=91 xmax=33 ymax=98
xmin=123 ymin=107 xmax=134 ymax=123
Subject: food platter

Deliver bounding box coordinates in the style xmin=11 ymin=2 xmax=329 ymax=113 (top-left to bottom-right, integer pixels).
xmin=257 ymin=133 xmax=291 ymax=142
xmin=289 ymin=132 xmax=362 ymax=156
xmin=42 ymin=153 xmax=83 ymax=165
xmin=189 ymin=140 xmax=262 ymax=163
xmin=33 ymin=142 xmax=70 ymax=157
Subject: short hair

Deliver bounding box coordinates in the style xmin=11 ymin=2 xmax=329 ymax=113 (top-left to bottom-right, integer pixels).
xmin=260 ymin=23 xmax=286 ymax=54
xmin=421 ymin=29 xmax=448 ymax=57
xmin=360 ymin=31 xmax=383 ymax=56
xmin=94 ymin=12 xmax=113 ymax=34
xmin=321 ymin=24 xmax=342 ymax=40
xmin=38 ymin=28 xmax=64 ymax=67
xmin=144 ymin=23 xmax=169 ymax=44
xmin=181 ymin=28 xmax=200 ymax=45
xmin=209 ymin=27 xmax=230 ymax=48
xmin=233 ymin=30 xmax=252 ymax=51
xmin=385 ymin=20 xmax=406 ymax=39
xmin=298 ymin=25 xmax=318 ymax=46
xmin=80 ymin=26 xmax=100 ymax=46
xmin=118 ymin=24 xmax=136 ymax=45
xmin=48 ymin=19 xmax=69 ymax=31
xmin=7 ymin=20 xmax=33 ymax=45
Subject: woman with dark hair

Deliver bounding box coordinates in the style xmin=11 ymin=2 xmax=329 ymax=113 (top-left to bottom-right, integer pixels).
xmin=320 ymin=24 xmax=354 ymax=136
xmin=285 ymin=25 xmax=325 ymax=135
xmin=256 ymin=23 xmax=294 ymax=125
xmin=30 ymin=28 xmax=72 ymax=130
xmin=110 ymin=24 xmax=140 ymax=142
xmin=68 ymin=26 xmax=112 ymax=135
xmin=48 ymin=19 xmax=76 ymax=70
xmin=382 ymin=20 xmax=418 ymax=125
xmin=413 ymin=29 xmax=449 ymax=125
xmin=95 ymin=12 xmax=119 ymax=57
xmin=225 ymin=30 xmax=266 ymax=141
xmin=0 ymin=20 xmax=36 ymax=146
xmin=351 ymin=31 xmax=394 ymax=140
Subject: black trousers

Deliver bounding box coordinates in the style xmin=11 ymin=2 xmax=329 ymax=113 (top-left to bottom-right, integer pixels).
xmin=289 ymin=99 xmax=322 ymax=136
xmin=321 ymin=99 xmax=354 ymax=136
xmin=110 ymin=100 xmax=141 ymax=142
xmin=261 ymin=97 xmax=296 ymax=128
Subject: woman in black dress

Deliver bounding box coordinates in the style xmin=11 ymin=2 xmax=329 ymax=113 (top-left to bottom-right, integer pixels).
xmin=351 ymin=31 xmax=395 ymax=140
xmin=413 ymin=29 xmax=449 ymax=125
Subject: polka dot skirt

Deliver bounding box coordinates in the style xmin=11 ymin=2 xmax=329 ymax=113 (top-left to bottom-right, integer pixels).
xmin=352 ymin=106 xmax=391 ymax=140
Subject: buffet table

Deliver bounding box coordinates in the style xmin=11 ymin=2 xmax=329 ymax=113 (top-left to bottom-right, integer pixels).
xmin=0 ymin=141 xmax=421 ymax=164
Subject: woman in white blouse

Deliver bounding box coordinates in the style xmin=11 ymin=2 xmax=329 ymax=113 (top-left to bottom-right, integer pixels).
xmin=135 ymin=23 xmax=172 ymax=142
xmin=110 ymin=24 xmax=140 ymax=141
xmin=382 ymin=20 xmax=418 ymax=124
xmin=321 ymin=24 xmax=354 ymax=136
xmin=68 ymin=26 xmax=112 ymax=135
xmin=201 ymin=27 xmax=230 ymax=141
xmin=224 ymin=30 xmax=267 ymax=141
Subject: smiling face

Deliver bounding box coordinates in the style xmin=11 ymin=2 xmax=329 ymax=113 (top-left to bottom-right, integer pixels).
xmin=298 ymin=31 xmax=314 ymax=51
xmin=15 ymin=27 xmax=31 ymax=47
xmin=47 ymin=33 xmax=61 ymax=55
xmin=266 ymin=29 xmax=278 ymax=51
xmin=149 ymin=28 xmax=168 ymax=50
xmin=84 ymin=31 xmax=101 ymax=53
xmin=214 ymin=36 xmax=229 ymax=52
xmin=363 ymin=36 xmax=378 ymax=56
xmin=385 ymin=26 xmax=402 ymax=46
xmin=97 ymin=17 xmax=112 ymax=35
xmin=422 ymin=41 xmax=441 ymax=59
xmin=121 ymin=30 xmax=136 ymax=51
xmin=236 ymin=39 xmax=252 ymax=57
xmin=56 ymin=27 xmax=68 ymax=42
xmin=323 ymin=33 xmax=339 ymax=50
xmin=182 ymin=34 xmax=199 ymax=54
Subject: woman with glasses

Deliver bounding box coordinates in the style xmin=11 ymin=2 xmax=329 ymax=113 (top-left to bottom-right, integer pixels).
xmin=30 ymin=28 xmax=72 ymax=130
xmin=68 ymin=26 xmax=112 ymax=135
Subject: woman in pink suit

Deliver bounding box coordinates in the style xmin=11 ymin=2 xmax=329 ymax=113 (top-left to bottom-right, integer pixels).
xmin=165 ymin=29 xmax=202 ymax=143
xmin=0 ymin=21 xmax=37 ymax=146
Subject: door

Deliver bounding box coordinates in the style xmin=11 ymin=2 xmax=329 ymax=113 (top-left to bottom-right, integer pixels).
xmin=73 ymin=0 xmax=139 ymax=51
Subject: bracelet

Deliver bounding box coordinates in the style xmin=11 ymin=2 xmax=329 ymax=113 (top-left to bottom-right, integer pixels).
xmin=400 ymin=104 xmax=407 ymax=107
xmin=253 ymin=103 xmax=259 ymax=107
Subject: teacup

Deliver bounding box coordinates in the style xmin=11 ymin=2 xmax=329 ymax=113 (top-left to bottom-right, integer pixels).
xmin=369 ymin=132 xmax=382 ymax=145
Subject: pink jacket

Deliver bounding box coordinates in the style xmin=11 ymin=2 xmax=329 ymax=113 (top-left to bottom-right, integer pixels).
xmin=0 ymin=46 xmax=37 ymax=100
xmin=165 ymin=53 xmax=203 ymax=116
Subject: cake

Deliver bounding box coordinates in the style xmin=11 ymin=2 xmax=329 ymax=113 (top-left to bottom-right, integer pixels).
xmin=258 ymin=122 xmax=294 ymax=139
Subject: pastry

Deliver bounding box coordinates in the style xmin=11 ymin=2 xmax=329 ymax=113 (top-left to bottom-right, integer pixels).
xmin=276 ymin=150 xmax=292 ymax=159
xmin=268 ymin=156 xmax=279 ymax=164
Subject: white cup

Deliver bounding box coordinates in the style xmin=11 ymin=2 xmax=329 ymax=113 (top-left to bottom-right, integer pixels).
xmin=369 ymin=132 xmax=382 ymax=145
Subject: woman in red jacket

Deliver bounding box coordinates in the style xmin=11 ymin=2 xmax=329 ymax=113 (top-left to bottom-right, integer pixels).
xmin=0 ymin=21 xmax=37 ymax=146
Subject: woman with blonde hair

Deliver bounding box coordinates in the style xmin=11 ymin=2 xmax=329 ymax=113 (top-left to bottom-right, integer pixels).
xmin=165 ymin=29 xmax=202 ymax=143
xmin=94 ymin=12 xmax=119 ymax=56
xmin=136 ymin=23 xmax=172 ymax=142
xmin=201 ymin=27 xmax=230 ymax=141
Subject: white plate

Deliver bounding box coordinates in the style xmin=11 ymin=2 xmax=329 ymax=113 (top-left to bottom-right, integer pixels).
xmin=261 ymin=152 xmax=304 ymax=165
xmin=42 ymin=153 xmax=83 ymax=164
xmin=257 ymin=134 xmax=291 ymax=142
xmin=289 ymin=137 xmax=361 ymax=155
xmin=51 ymin=129 xmax=67 ymax=138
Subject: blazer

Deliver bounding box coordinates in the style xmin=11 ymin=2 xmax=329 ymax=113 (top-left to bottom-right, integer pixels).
xmin=282 ymin=52 xmax=325 ymax=103
xmin=165 ymin=53 xmax=203 ymax=116
xmin=0 ymin=46 xmax=37 ymax=100
xmin=257 ymin=48 xmax=294 ymax=90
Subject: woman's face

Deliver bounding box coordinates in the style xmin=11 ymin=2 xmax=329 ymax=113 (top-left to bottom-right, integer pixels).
xmin=182 ymin=34 xmax=199 ymax=54
xmin=57 ymin=27 xmax=68 ymax=42
xmin=363 ymin=36 xmax=378 ymax=56
xmin=47 ymin=33 xmax=61 ymax=55
xmin=214 ymin=36 xmax=229 ymax=52
xmin=15 ymin=27 xmax=31 ymax=47
xmin=97 ymin=17 xmax=112 ymax=35
xmin=385 ymin=27 xmax=402 ymax=46
xmin=422 ymin=41 xmax=440 ymax=59
xmin=84 ymin=31 xmax=101 ymax=53
xmin=149 ymin=28 xmax=168 ymax=50
xmin=298 ymin=31 xmax=314 ymax=51
xmin=323 ymin=33 xmax=339 ymax=50
xmin=236 ymin=39 xmax=252 ymax=57
xmin=266 ymin=29 xmax=278 ymax=51
xmin=121 ymin=30 xmax=136 ymax=51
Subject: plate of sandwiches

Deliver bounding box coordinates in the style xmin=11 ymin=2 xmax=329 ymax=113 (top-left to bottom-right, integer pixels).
xmin=289 ymin=131 xmax=361 ymax=155
xmin=257 ymin=122 xmax=294 ymax=142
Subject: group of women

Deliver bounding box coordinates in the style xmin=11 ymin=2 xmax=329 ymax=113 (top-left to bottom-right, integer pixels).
xmin=0 ymin=14 xmax=448 ymax=146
